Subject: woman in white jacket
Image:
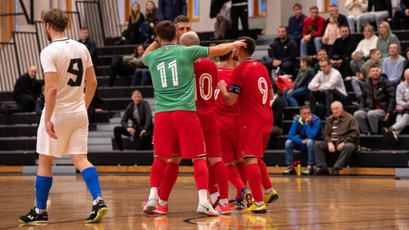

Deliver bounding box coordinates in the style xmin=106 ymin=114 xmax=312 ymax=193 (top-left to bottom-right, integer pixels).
xmin=345 ymin=0 xmax=368 ymax=33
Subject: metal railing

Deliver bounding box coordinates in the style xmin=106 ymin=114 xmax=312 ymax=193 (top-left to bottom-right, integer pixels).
xmin=13 ymin=32 xmax=42 ymax=80
xmin=0 ymin=42 xmax=19 ymax=91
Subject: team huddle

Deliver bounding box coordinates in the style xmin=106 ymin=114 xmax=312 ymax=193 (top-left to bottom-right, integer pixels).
xmin=18 ymin=9 xmax=278 ymax=225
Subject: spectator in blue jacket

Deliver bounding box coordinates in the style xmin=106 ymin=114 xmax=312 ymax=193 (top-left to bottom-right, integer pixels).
xmin=288 ymin=3 xmax=307 ymax=47
xmin=283 ymin=106 xmax=322 ymax=175
xmin=159 ymin=0 xmax=187 ymax=22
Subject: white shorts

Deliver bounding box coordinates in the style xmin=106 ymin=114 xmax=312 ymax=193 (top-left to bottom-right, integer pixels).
xmin=37 ymin=109 xmax=88 ymax=157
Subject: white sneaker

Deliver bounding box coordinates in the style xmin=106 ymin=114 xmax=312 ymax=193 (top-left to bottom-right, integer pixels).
xmin=197 ymin=201 xmax=219 ymax=216
xmin=144 ymin=199 xmax=157 ymax=213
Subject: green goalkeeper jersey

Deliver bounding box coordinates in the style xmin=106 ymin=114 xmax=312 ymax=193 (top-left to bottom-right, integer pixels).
xmin=143 ymin=45 xmax=208 ymax=112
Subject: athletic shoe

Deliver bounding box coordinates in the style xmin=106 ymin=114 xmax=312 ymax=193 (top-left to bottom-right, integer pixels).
xmin=19 ymin=208 xmax=48 ymax=224
xmin=235 ymin=198 xmax=245 ymax=209
xmin=244 ymin=203 xmax=267 ymax=213
xmin=282 ymin=166 xmax=296 ymax=175
xmin=153 ymin=203 xmax=168 ymax=215
xmin=302 ymin=165 xmax=314 ymax=175
xmin=240 ymin=188 xmax=254 ymax=208
xmin=142 ymin=199 xmax=157 ymax=214
xmin=85 ymin=200 xmax=108 ymax=223
xmin=263 ymin=188 xmax=279 ymax=204
xmin=214 ymin=203 xmax=232 ymax=215
xmin=197 ymin=201 xmax=219 ymax=216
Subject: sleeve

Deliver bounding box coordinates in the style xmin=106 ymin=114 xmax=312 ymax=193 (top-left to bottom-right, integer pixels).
xmin=288 ymin=119 xmax=303 ymax=144
xmin=142 ymin=101 xmax=153 ymax=131
xmin=306 ymin=119 xmax=322 ymax=140
xmin=361 ymin=0 xmax=368 ymax=12
xmin=282 ymin=40 xmax=297 ymax=62
xmin=13 ymin=77 xmax=22 ymax=97
xmin=323 ymin=118 xmax=332 ymax=143
xmin=270 ymin=41 xmax=277 ymax=60
xmin=40 ymin=48 xmax=57 ymax=73
xmin=143 ymin=52 xmax=152 ymax=66
xmin=185 ymin=46 xmax=209 ymax=61
xmin=308 ymin=73 xmax=320 ymax=90
xmin=386 ymin=0 xmax=392 ymax=17
xmin=311 ymin=17 xmax=325 ymax=37
xmin=302 ymin=18 xmax=308 ymax=37
xmin=385 ymin=79 xmax=396 ymax=113
xmin=319 ymin=71 xmax=341 ymax=91
xmin=230 ymin=67 xmax=242 ymax=94
xmin=345 ymin=0 xmax=354 ymax=10
xmin=121 ymin=104 xmax=132 ymax=128
xmin=344 ymin=116 xmax=360 ymax=143
xmin=396 ymin=84 xmax=407 ymax=107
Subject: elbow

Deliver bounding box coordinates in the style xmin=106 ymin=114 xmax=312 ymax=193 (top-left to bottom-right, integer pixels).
xmin=46 ymin=87 xmax=57 ymax=97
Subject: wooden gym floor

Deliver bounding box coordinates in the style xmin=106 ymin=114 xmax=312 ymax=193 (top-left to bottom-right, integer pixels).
xmin=1 ymin=174 xmax=409 ymax=230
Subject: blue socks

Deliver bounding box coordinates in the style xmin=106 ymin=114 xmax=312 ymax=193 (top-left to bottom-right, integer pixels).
xmin=81 ymin=167 xmax=102 ymax=200
xmin=35 ymin=176 xmax=53 ymax=210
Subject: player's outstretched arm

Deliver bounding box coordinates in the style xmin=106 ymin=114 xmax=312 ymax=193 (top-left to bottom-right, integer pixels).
xmin=217 ymin=80 xmax=239 ymax=106
xmin=44 ymin=72 xmax=58 ymax=139
xmin=142 ymin=40 xmax=160 ymax=64
xmin=84 ymin=66 xmax=98 ymax=110
xmin=208 ymin=40 xmax=246 ymax=57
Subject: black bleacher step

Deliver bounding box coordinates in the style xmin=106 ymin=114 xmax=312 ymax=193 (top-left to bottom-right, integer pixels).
xmin=97 ymin=75 xmax=133 ymax=87
xmin=0 ymin=150 xmax=37 ymax=165
xmin=97 ymin=86 xmax=154 ymax=98
xmin=96 ymin=45 xmax=136 ymax=56
xmin=95 ymin=65 xmax=111 ymax=76
xmin=0 ymin=92 xmax=13 ymax=102
xmin=0 ymin=137 xmax=36 ymax=150
xmin=0 ymin=124 xmax=37 ymax=137
xmin=0 ymin=112 xmax=38 ymax=125
xmin=102 ymin=98 xmax=132 ymax=110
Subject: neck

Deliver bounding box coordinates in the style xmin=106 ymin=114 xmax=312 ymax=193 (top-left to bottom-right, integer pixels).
xmin=161 ymin=41 xmax=176 ymax=46
xmin=239 ymin=55 xmax=251 ymax=61
xmin=280 ymin=37 xmax=287 ymax=42
xmin=219 ymin=60 xmax=235 ymax=68
xmin=51 ymin=32 xmax=65 ymax=41
xmin=391 ymin=54 xmax=399 ymax=59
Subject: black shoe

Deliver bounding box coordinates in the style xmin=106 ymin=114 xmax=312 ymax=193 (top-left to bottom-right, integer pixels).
xmin=85 ymin=200 xmax=108 ymax=223
xmin=313 ymin=167 xmax=329 ymax=176
xmin=19 ymin=208 xmax=48 ymax=224
xmin=332 ymin=167 xmax=340 ymax=176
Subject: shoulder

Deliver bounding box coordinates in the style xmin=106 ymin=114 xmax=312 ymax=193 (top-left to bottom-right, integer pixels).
xmin=126 ymin=103 xmax=134 ymax=110
xmin=318 ymin=16 xmax=326 ymax=22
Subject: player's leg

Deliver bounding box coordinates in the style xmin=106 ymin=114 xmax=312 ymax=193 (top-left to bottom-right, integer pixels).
xmin=258 ymin=132 xmax=279 ymax=204
xmin=144 ymin=156 xmax=166 ymax=213
xmin=207 ymin=162 xmax=219 ymax=204
xmin=19 ymin=154 xmax=54 ymax=224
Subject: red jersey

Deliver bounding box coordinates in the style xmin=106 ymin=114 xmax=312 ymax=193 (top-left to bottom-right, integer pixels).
xmin=231 ymin=60 xmax=273 ymax=132
xmin=194 ymin=58 xmax=217 ymax=115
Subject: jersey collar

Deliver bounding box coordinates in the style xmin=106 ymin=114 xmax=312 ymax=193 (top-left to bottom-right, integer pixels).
xmin=52 ymin=38 xmax=69 ymax=43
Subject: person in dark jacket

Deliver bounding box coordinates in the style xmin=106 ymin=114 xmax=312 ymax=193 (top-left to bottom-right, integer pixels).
xmin=283 ymin=106 xmax=322 ymax=175
xmin=288 ymin=3 xmax=307 ymax=47
xmin=159 ymin=0 xmax=187 ymax=22
xmin=122 ymin=2 xmax=145 ymax=44
xmin=13 ymin=66 xmax=42 ymax=112
xmin=330 ymin=25 xmax=358 ymax=77
xmin=261 ymin=26 xmax=297 ymax=75
xmin=78 ymin=27 xmax=98 ymax=66
xmin=324 ymin=4 xmax=349 ymax=29
xmin=354 ymin=65 xmax=395 ymax=135
xmin=393 ymin=0 xmax=409 ymax=30
xmin=283 ymin=56 xmax=314 ymax=106
xmin=113 ymin=90 xmax=153 ymax=150
xmin=359 ymin=0 xmax=392 ymax=29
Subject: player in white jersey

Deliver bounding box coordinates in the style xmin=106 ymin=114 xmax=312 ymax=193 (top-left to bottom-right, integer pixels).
xmin=19 ymin=9 xmax=107 ymax=224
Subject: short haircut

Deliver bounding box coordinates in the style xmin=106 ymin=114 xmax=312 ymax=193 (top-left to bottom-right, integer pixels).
xmin=237 ymin=36 xmax=256 ymax=56
xmin=132 ymin=89 xmax=141 ymax=95
xmin=80 ymin=26 xmax=88 ymax=31
xmin=155 ymin=20 xmax=176 ymax=42
xmin=174 ymin=15 xmax=190 ymax=24
xmin=369 ymin=48 xmax=380 ymax=56
xmin=369 ymin=64 xmax=380 ymax=70
xmin=364 ymin=24 xmax=374 ymax=33
xmin=310 ymin=6 xmax=318 ymax=11
xmin=317 ymin=49 xmax=327 ymax=54
xmin=389 ymin=42 xmax=399 ymax=50
xmin=329 ymin=4 xmax=338 ymax=8
xmin=340 ymin=25 xmax=349 ymax=29
xmin=300 ymin=56 xmax=313 ymax=67
xmin=300 ymin=105 xmax=310 ymax=113
xmin=219 ymin=51 xmax=233 ymax=61
xmin=41 ymin=8 xmax=68 ymax=32
xmin=278 ymin=26 xmax=287 ymax=31
xmin=293 ymin=3 xmax=302 ymax=9
xmin=319 ymin=58 xmax=331 ymax=65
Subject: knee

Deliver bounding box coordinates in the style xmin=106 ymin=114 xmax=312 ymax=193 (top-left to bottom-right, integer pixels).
xmin=354 ymin=110 xmax=365 ymax=119
xmin=306 ymin=139 xmax=315 ymax=148
xmin=285 ymin=139 xmax=294 ymax=149
xmin=114 ymin=126 xmax=121 ymax=133
xmin=342 ymin=143 xmax=356 ymax=153
xmin=367 ymin=110 xmax=379 ymax=119
xmin=314 ymin=141 xmax=325 ymax=150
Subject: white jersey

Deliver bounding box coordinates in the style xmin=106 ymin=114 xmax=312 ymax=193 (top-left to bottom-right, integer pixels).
xmin=40 ymin=38 xmax=93 ymax=113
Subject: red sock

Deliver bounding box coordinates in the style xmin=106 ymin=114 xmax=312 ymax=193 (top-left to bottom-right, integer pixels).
xmin=237 ymin=161 xmax=247 ymax=185
xmin=193 ymin=159 xmax=209 ymax=190
xmin=227 ymin=164 xmax=245 ymax=199
xmin=208 ymin=163 xmax=218 ymax=194
xmin=158 ymin=162 xmax=179 ymax=201
xmin=246 ymin=163 xmax=263 ymax=202
xmin=210 ymin=161 xmax=229 ymax=200
xmin=258 ymin=159 xmax=273 ymax=190
xmin=150 ymin=158 xmax=166 ymax=188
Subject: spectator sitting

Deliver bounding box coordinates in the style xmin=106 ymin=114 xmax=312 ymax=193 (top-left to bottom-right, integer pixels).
xmin=288 ymin=3 xmax=307 ymax=46
xmin=109 ymin=46 xmax=143 ymax=87
xmin=377 ymin=21 xmax=400 ymax=60
xmin=403 ymin=47 xmax=409 ymax=78
xmin=330 ymin=25 xmax=358 ymax=77
xmin=382 ymin=43 xmax=406 ymax=87
xmin=345 ymin=0 xmax=368 ymax=33
xmin=350 ymin=25 xmax=377 ymax=76
xmin=131 ymin=44 xmax=151 ymax=86
xmin=174 ymin=15 xmax=192 ymax=44
xmin=113 ymin=90 xmax=153 ymax=150
xmin=300 ymin=6 xmax=325 ymax=57
xmin=283 ymin=106 xmax=322 ymax=175
xmin=321 ymin=15 xmax=340 ymax=52
xmin=354 ymin=65 xmax=395 ymax=135
xmin=261 ymin=26 xmax=297 ymax=76
xmin=308 ymin=58 xmax=348 ymax=117
xmin=13 ymin=66 xmax=42 ymax=112
xmin=159 ymin=0 xmax=187 ymax=22
xmin=359 ymin=0 xmax=392 ymax=29
xmin=214 ymin=1 xmax=231 ymax=40
xmin=139 ymin=1 xmax=159 ymax=44
xmin=383 ymin=69 xmax=409 ymax=142
xmin=392 ymin=0 xmax=409 ymax=30
xmin=269 ymin=94 xmax=285 ymax=137
xmin=122 ymin=2 xmax=145 ymax=44
xmin=78 ymin=27 xmax=98 ymax=66
xmin=351 ymin=48 xmax=382 ymax=101
xmin=313 ymin=49 xmax=331 ymax=74
xmin=283 ymin=56 xmax=314 ymax=106
xmin=314 ymin=101 xmax=359 ymax=176
xmin=325 ymin=4 xmax=349 ymax=29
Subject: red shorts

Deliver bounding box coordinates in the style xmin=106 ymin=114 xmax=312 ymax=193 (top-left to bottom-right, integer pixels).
xmin=239 ymin=132 xmax=270 ymax=159
xmin=217 ymin=118 xmax=240 ymax=163
xmin=198 ymin=113 xmax=222 ymax=158
xmin=153 ymin=111 xmax=205 ymax=159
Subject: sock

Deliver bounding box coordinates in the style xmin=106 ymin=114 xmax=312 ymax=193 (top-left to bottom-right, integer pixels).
xmin=255 ymin=201 xmax=264 ymax=206
xmin=227 ymin=164 xmax=245 ymax=199
xmin=193 ymin=159 xmax=209 ymax=191
xmin=35 ymin=175 xmax=52 ymax=211
xmin=81 ymin=167 xmax=102 ymax=200
xmin=208 ymin=163 xmax=218 ymax=195
xmin=210 ymin=161 xmax=229 ymax=200
xmin=219 ymin=198 xmax=228 ymax=206
xmin=150 ymin=158 xmax=166 ymax=188
xmin=246 ymin=163 xmax=263 ymax=202
xmin=258 ymin=159 xmax=273 ymax=190
xmin=198 ymin=189 xmax=208 ymax=204
xmin=148 ymin=187 xmax=158 ymax=201
xmin=237 ymin=161 xmax=247 ymax=185
xmin=210 ymin=192 xmax=220 ymax=204
xmin=158 ymin=162 xmax=179 ymax=201
xmin=158 ymin=198 xmax=167 ymax=206
xmin=265 ymin=188 xmax=272 ymax=194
